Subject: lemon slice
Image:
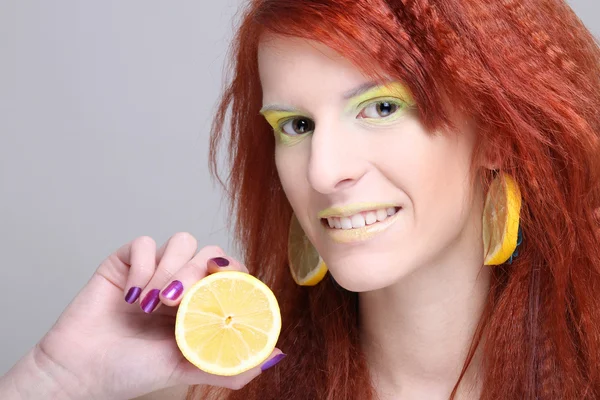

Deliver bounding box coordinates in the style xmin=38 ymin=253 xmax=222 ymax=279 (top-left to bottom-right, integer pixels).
xmin=482 ymin=173 xmax=522 ymax=265
xmin=175 ymin=271 xmax=282 ymax=376
xmin=288 ymin=214 xmax=328 ymax=286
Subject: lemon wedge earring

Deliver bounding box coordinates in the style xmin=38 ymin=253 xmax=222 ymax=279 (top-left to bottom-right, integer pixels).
xmin=482 ymin=172 xmax=523 ymax=265
xmin=287 ymin=213 xmax=328 ymax=286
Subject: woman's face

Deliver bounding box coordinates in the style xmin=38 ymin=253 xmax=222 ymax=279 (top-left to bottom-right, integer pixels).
xmin=258 ymin=35 xmax=483 ymax=292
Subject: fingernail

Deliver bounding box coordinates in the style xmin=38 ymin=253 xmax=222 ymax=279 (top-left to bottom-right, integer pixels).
xmin=140 ymin=289 xmax=160 ymax=313
xmin=161 ymin=280 xmax=184 ymax=300
xmin=260 ymin=353 xmax=286 ymax=372
xmin=209 ymin=257 xmax=229 ymax=267
xmin=124 ymin=287 xmax=142 ymax=304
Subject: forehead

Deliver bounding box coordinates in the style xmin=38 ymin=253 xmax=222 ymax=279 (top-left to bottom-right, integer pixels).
xmin=257 ymin=35 xmax=369 ymax=96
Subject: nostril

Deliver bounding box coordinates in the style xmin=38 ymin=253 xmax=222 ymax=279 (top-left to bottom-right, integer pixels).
xmin=333 ymin=178 xmax=356 ymax=190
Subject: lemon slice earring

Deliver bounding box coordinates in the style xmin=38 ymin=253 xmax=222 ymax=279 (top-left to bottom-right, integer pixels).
xmin=287 ymin=213 xmax=328 ymax=286
xmin=482 ymin=173 xmax=523 ymax=265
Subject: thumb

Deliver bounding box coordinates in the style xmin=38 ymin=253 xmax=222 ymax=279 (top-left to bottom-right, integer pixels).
xmin=175 ymin=349 xmax=286 ymax=389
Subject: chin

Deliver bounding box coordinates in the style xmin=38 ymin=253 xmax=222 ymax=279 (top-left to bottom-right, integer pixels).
xmin=325 ymin=256 xmax=413 ymax=293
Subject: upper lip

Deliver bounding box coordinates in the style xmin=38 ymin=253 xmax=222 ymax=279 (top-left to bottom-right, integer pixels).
xmin=317 ymin=202 xmax=400 ymax=219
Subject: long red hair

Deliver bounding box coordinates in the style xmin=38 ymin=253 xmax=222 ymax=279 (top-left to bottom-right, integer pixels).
xmin=189 ymin=0 xmax=600 ymax=398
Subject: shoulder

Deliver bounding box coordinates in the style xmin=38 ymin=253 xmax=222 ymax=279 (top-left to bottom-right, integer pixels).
xmin=132 ymin=385 xmax=190 ymax=400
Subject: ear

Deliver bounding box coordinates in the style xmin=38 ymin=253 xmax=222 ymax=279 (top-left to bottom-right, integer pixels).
xmin=459 ymin=112 xmax=503 ymax=172
xmin=481 ymin=148 xmax=502 ymax=170
xmin=477 ymin=134 xmax=504 ymax=171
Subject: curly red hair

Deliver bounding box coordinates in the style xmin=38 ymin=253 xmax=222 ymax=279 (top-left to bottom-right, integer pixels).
xmin=189 ymin=0 xmax=600 ymax=398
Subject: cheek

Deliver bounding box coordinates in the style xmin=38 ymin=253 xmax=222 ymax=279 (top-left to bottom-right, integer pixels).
xmin=410 ymin=136 xmax=477 ymax=231
xmin=275 ymin=149 xmax=293 ymax=197
xmin=376 ymin=128 xmax=475 ymax=225
xmin=275 ymin=147 xmax=310 ymax=211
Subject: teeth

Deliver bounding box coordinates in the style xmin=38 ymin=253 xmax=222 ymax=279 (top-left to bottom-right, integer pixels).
xmin=365 ymin=211 xmax=377 ymax=225
xmin=340 ymin=217 xmax=353 ymax=229
xmin=351 ymin=214 xmax=366 ymax=228
xmin=325 ymin=207 xmax=399 ymax=230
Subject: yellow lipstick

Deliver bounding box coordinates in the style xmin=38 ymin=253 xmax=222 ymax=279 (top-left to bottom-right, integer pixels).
xmin=318 ymin=203 xmax=402 ymax=244
xmin=317 ymin=202 xmax=398 ymax=219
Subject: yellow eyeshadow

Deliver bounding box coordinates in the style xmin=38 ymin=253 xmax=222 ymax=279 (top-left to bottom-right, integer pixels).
xmin=259 ymin=81 xmax=413 ymax=139
xmin=259 ymin=110 xmax=310 ymax=146
xmin=260 ymin=110 xmax=300 ymax=130
xmin=345 ymin=82 xmax=415 ymax=112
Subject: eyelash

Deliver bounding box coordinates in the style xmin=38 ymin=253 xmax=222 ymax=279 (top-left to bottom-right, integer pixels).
xmin=276 ymin=97 xmax=408 ymax=138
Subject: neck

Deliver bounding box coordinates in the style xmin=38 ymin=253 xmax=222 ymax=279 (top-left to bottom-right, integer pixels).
xmin=358 ymin=224 xmax=490 ymax=400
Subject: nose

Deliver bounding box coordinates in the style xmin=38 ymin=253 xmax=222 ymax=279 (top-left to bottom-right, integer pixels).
xmin=307 ymin=121 xmax=368 ymax=194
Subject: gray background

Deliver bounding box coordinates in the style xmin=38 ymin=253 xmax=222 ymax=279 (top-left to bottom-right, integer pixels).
xmin=0 ymin=0 xmax=598 ymax=375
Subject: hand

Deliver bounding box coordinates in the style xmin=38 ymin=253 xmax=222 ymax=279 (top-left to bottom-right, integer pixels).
xmin=4 ymin=233 xmax=284 ymax=400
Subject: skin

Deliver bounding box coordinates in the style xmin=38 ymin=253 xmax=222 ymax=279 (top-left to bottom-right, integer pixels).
xmin=0 ymin=236 xmax=283 ymax=400
xmin=259 ymin=35 xmax=490 ymax=399
xmin=0 ymin=34 xmax=500 ymax=400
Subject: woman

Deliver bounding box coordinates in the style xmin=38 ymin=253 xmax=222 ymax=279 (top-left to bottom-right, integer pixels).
xmin=1 ymin=0 xmax=599 ymax=399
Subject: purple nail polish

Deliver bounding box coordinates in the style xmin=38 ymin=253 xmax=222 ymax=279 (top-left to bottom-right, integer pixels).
xmin=125 ymin=287 xmax=142 ymax=304
xmin=140 ymin=289 xmax=160 ymax=313
xmin=260 ymin=353 xmax=286 ymax=372
xmin=210 ymin=257 xmax=230 ymax=267
xmin=162 ymin=280 xmax=184 ymax=300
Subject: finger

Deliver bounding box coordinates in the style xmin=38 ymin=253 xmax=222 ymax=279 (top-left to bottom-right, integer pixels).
xmin=120 ymin=236 xmax=157 ymax=305
xmin=139 ymin=232 xmax=198 ymax=313
xmin=154 ymin=237 xmax=171 ymax=265
xmin=206 ymin=255 xmax=249 ymax=275
xmin=159 ymin=245 xmax=228 ymax=306
xmin=175 ymin=349 xmax=286 ymax=389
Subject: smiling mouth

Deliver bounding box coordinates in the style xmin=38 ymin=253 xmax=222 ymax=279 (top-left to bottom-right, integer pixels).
xmin=320 ymin=206 xmax=401 ymax=230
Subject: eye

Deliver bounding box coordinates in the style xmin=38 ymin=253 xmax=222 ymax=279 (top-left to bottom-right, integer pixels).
xmin=280 ymin=117 xmax=315 ymax=136
xmin=358 ymin=101 xmax=401 ymax=119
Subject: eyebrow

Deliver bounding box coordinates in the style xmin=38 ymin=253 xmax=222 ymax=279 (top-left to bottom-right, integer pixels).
xmin=259 ymin=104 xmax=299 ymax=114
xmin=259 ymin=81 xmax=384 ymax=114
xmin=341 ymin=81 xmax=381 ymax=100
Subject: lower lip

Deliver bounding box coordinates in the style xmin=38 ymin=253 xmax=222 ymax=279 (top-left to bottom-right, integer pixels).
xmin=323 ymin=209 xmax=401 ymax=244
